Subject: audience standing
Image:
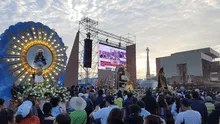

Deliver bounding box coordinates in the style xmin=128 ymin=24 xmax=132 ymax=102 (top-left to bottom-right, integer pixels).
xmin=50 ymin=97 xmax=64 ymax=117
xmin=107 ymin=108 xmax=124 ymax=124
xmin=90 ymin=95 xmax=119 ymax=124
xmin=123 ymin=93 xmax=134 ymax=116
xmin=207 ymin=102 xmax=220 ymax=124
xmin=136 ymin=100 xmax=151 ymax=117
xmin=175 ymin=98 xmax=202 ymax=124
xmin=0 ymin=98 xmax=11 ymax=124
xmin=142 ymin=90 xmax=158 ymax=115
xmin=124 ymin=104 xmax=143 ymax=124
xmin=69 ymin=97 xmax=87 ymax=124
xmin=205 ymin=96 xmax=215 ymax=115
xmin=114 ymin=91 xmax=123 ymax=109
xmin=190 ymin=91 xmax=208 ymax=124
xmin=40 ymin=102 xmax=55 ymax=124
xmin=55 ymin=113 xmax=71 ymax=124
xmin=15 ymin=100 xmax=40 ymax=124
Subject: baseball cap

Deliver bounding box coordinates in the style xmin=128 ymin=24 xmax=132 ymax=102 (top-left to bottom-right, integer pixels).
xmin=15 ymin=100 xmax=33 ymax=118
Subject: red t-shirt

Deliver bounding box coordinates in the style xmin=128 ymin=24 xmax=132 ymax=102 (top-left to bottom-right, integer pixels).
xmin=14 ymin=115 xmax=40 ymax=124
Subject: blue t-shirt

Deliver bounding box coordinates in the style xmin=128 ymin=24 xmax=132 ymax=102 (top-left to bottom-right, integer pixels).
xmin=51 ymin=106 xmax=62 ymax=117
xmin=140 ymin=108 xmax=151 ymax=117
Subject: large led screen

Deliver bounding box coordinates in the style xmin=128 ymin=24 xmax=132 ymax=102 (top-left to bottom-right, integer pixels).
xmin=99 ymin=43 xmax=126 ymax=70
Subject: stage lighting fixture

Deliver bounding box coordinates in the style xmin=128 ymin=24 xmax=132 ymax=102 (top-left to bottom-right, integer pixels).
xmin=86 ymin=32 xmax=91 ymax=39
xmin=119 ymin=42 xmax=121 ymax=47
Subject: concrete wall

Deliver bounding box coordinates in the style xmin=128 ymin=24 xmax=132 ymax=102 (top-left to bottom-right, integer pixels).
xmin=126 ymin=44 xmax=137 ymax=83
xmin=64 ymin=31 xmax=79 ymax=87
xmin=157 ymin=51 xmax=203 ymax=78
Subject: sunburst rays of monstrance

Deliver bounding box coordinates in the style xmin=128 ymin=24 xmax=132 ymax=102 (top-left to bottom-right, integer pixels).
xmin=0 ymin=22 xmax=67 ymax=86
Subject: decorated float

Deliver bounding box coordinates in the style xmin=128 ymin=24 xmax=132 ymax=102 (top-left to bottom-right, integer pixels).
xmin=0 ymin=22 xmax=70 ymax=105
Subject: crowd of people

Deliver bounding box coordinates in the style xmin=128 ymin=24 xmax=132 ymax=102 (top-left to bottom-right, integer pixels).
xmin=0 ymin=85 xmax=220 ymax=124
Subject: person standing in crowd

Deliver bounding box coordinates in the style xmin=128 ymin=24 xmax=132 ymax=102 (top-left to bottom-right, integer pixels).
xmin=215 ymin=94 xmax=220 ymax=102
xmin=40 ymin=102 xmax=55 ymax=124
xmin=27 ymin=95 xmax=38 ymax=116
xmin=175 ymin=98 xmax=201 ymax=124
xmin=207 ymin=102 xmax=220 ymax=124
xmin=144 ymin=114 xmax=166 ymax=124
xmin=158 ymin=95 xmax=169 ymax=121
xmin=0 ymin=98 xmax=11 ymax=124
xmin=90 ymin=95 xmax=119 ymax=124
xmin=124 ymin=104 xmax=143 ymax=124
xmin=55 ymin=113 xmax=71 ymax=124
xmin=94 ymin=90 xmax=105 ymax=108
xmin=171 ymin=97 xmax=182 ymax=119
xmin=82 ymin=93 xmax=94 ymax=124
xmin=123 ymin=90 xmax=128 ymax=101
xmin=69 ymin=97 xmax=87 ymax=124
xmin=50 ymin=97 xmax=64 ymax=117
xmin=89 ymin=89 xmax=96 ymax=104
xmin=15 ymin=100 xmax=40 ymax=124
xmin=136 ymin=100 xmax=151 ymax=117
xmin=114 ymin=91 xmax=123 ymax=109
xmin=190 ymin=91 xmax=208 ymax=124
xmin=107 ymin=108 xmax=124 ymax=124
xmin=123 ymin=93 xmax=134 ymax=116
xmin=142 ymin=90 xmax=158 ymax=115
xmin=205 ymin=96 xmax=215 ymax=115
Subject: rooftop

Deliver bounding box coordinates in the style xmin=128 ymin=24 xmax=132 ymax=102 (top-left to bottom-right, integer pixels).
xmin=171 ymin=47 xmax=219 ymax=58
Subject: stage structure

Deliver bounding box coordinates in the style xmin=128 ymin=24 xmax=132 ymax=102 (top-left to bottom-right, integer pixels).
xmin=77 ymin=17 xmax=136 ymax=85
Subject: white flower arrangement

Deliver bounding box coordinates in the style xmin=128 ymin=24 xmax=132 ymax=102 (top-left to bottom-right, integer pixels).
xmin=13 ymin=82 xmax=70 ymax=102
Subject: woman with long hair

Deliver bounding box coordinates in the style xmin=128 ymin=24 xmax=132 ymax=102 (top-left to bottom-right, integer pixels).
xmin=107 ymin=108 xmax=124 ymax=124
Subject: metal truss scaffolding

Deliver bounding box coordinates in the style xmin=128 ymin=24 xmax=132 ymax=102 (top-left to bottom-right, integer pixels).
xmin=78 ymin=17 xmax=135 ymax=84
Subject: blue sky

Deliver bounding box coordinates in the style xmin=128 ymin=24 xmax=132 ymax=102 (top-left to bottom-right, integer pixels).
xmin=1 ymin=0 xmax=220 ymax=78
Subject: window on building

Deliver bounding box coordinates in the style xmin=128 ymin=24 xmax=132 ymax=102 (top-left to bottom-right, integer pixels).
xmin=177 ymin=64 xmax=187 ymax=82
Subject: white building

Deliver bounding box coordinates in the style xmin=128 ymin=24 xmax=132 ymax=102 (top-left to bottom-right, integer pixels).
xmin=156 ymin=48 xmax=219 ymax=84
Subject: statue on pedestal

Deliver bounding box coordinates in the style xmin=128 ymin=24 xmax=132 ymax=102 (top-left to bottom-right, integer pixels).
xmin=157 ymin=67 xmax=168 ymax=92
xmin=33 ymin=49 xmax=46 ymax=83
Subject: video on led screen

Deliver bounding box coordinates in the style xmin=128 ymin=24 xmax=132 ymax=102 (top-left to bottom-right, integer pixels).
xmin=98 ymin=43 xmax=126 ymax=70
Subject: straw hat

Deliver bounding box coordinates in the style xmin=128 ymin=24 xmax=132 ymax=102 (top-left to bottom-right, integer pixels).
xmin=70 ymin=97 xmax=87 ymax=111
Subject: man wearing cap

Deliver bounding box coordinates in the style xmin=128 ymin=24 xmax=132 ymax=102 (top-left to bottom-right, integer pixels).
xmin=90 ymin=95 xmax=119 ymax=124
xmin=175 ymin=98 xmax=201 ymax=124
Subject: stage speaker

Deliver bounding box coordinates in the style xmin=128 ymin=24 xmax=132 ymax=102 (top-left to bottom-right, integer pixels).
xmin=83 ymin=39 xmax=93 ymax=68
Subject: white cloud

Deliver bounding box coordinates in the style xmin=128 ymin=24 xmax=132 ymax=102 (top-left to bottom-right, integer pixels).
xmin=1 ymin=0 xmax=220 ymax=79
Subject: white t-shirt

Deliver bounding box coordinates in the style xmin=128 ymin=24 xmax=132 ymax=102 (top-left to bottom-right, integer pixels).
xmin=93 ymin=105 xmax=119 ymax=124
xmin=175 ymin=110 xmax=201 ymax=124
